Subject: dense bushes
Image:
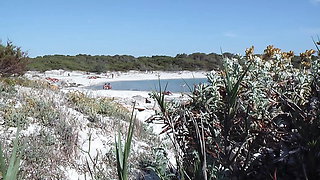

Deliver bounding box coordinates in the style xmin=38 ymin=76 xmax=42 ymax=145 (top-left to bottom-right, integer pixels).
xmin=27 ymin=53 xmax=226 ymax=72
xmin=151 ymin=44 xmax=320 ymax=179
xmin=0 ymin=41 xmax=28 ymax=77
xmin=27 ymin=51 xmax=309 ymax=73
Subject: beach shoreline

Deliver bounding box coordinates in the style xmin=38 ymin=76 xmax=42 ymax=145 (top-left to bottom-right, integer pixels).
xmin=25 ymin=70 xmax=209 ymax=134
xmin=25 ymin=69 xmax=208 ymax=87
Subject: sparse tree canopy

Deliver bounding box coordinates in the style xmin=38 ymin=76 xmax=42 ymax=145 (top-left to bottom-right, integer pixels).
xmin=0 ymin=41 xmax=28 ymax=77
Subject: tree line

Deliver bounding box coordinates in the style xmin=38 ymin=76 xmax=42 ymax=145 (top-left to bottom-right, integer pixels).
xmin=27 ymin=53 xmax=230 ymax=72
xmin=0 ymin=41 xmax=308 ymax=76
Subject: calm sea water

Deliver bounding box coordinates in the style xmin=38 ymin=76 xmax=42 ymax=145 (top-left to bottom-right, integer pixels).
xmin=88 ymin=78 xmax=208 ymax=92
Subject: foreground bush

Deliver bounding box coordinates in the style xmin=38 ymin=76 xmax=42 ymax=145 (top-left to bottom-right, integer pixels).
xmin=151 ymin=45 xmax=320 ymax=179
xmin=0 ymin=41 xmax=28 ymax=77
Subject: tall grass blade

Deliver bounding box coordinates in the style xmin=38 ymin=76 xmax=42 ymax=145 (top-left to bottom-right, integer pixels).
xmin=0 ymin=128 xmax=23 ymax=180
xmin=225 ymin=62 xmax=252 ymax=117
xmin=115 ymin=103 xmax=136 ymax=180
xmin=152 ymin=80 xmax=168 ymax=114
xmin=312 ymin=37 xmax=320 ymax=53
xmin=0 ymin=142 xmax=8 ymax=177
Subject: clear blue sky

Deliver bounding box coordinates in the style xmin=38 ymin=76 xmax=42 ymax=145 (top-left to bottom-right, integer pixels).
xmin=1 ymin=0 xmax=319 ymax=57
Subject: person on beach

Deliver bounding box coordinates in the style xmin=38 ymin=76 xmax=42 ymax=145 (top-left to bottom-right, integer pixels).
xmin=103 ymin=83 xmax=112 ymax=90
xmin=163 ymin=91 xmax=172 ymax=95
xmin=107 ymin=83 xmax=112 ymax=89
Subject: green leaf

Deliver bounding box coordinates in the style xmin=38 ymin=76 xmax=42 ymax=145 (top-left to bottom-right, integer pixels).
xmin=115 ymin=103 xmax=136 ymax=180
xmin=0 ymin=142 xmax=8 ymax=177
xmin=3 ymin=128 xmax=23 ymax=180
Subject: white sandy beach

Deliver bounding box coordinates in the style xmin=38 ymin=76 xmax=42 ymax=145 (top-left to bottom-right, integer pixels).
xmin=25 ymin=70 xmax=209 ymax=133
xmin=20 ymin=70 xmax=211 ymax=179
xmin=25 ymin=70 xmax=207 ymax=86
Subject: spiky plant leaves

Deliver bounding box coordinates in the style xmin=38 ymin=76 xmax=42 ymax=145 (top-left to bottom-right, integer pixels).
xmin=224 ymin=61 xmax=252 ymax=118
xmin=116 ymin=126 xmax=125 ymax=180
xmin=152 ymin=81 xmax=169 ymax=114
xmin=312 ymin=36 xmax=320 ymax=54
xmin=85 ymin=157 xmax=94 ymax=179
xmin=115 ymin=103 xmax=136 ymax=180
xmin=0 ymin=142 xmax=7 ymax=178
xmin=0 ymin=128 xmax=23 ymax=180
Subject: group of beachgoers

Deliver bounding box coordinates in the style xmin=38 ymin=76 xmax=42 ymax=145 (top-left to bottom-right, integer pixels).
xmin=103 ymin=83 xmax=112 ymax=90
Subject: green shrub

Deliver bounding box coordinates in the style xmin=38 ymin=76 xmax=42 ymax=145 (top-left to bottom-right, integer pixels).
xmin=0 ymin=82 xmax=16 ymax=95
xmin=140 ymin=147 xmax=176 ymax=180
xmin=0 ymin=41 xmax=28 ymax=77
xmin=150 ymin=45 xmax=320 ymax=179
xmin=27 ymin=53 xmax=224 ymax=72
xmin=67 ymin=91 xmax=130 ymax=121
xmin=0 ymin=77 xmax=51 ymax=89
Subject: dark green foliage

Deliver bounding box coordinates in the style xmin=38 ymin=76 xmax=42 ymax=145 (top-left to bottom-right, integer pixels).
xmin=0 ymin=41 xmax=28 ymax=77
xmin=27 ymin=51 xmax=311 ymax=72
xmin=27 ymin=53 xmax=225 ymax=72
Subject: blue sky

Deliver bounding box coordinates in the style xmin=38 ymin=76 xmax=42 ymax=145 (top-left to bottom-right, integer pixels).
xmin=1 ymin=0 xmax=319 ymax=57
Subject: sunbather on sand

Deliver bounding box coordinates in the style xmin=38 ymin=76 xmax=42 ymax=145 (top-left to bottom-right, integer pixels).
xmin=103 ymin=83 xmax=112 ymax=90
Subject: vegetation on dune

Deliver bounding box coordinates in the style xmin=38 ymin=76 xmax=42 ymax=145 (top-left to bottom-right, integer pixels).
xmin=67 ymin=91 xmax=131 ymax=122
xmin=0 ymin=128 xmax=23 ymax=180
xmin=0 ymin=79 xmax=79 ymax=178
xmin=149 ymin=43 xmax=320 ymax=179
xmin=0 ymin=41 xmax=28 ymax=77
xmin=0 ymin=77 xmax=160 ymax=179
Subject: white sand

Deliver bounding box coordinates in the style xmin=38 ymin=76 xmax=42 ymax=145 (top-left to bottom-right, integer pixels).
xmin=22 ymin=70 xmax=210 ymax=178
xmin=26 ymin=70 xmax=207 ymax=87
xmin=25 ymin=69 xmax=208 ymax=134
